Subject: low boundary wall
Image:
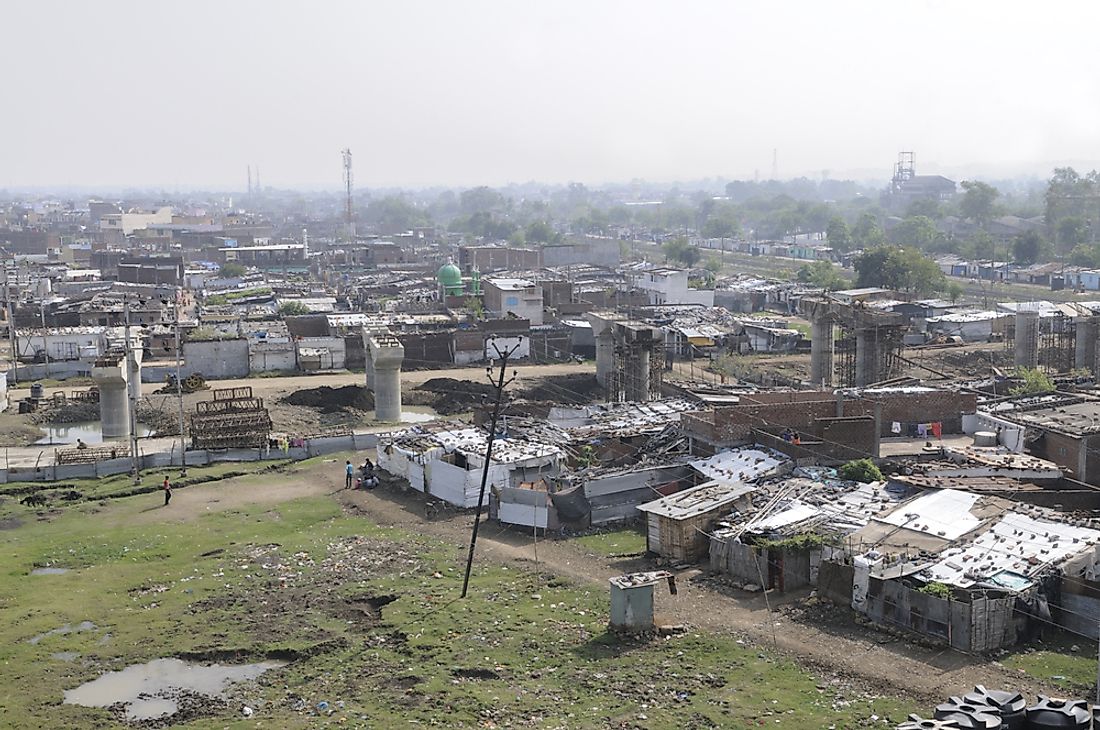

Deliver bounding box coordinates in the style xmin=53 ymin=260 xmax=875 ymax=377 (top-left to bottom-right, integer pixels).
xmin=0 ymin=432 xmax=380 ymax=483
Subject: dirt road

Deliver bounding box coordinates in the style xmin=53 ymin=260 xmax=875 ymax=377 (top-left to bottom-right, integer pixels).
xmin=314 ymin=464 xmax=1059 ymax=705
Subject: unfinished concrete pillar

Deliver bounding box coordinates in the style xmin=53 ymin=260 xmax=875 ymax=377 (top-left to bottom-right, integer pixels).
xmin=810 ymin=318 xmax=835 ymax=387
xmin=368 ymin=335 xmax=404 ymax=422
xmin=628 ymin=345 xmax=652 ymax=402
xmin=1076 ymin=316 xmax=1099 ymax=374
xmin=126 ymin=340 xmax=142 ymax=406
xmin=595 ymin=330 xmax=614 ymax=388
xmin=360 ymin=326 xmax=376 ymax=389
xmin=92 ymin=353 xmax=131 ymax=440
xmin=854 ymin=328 xmax=878 ymax=387
xmin=1014 ymin=310 xmax=1040 ymax=369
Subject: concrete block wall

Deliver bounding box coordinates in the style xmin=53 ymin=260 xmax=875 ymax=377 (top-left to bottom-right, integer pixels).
xmin=0 ymin=433 xmax=386 ymax=487
xmin=182 ymin=339 xmax=250 ymax=379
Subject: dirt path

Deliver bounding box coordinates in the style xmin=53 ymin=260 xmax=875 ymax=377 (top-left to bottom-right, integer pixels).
xmin=308 ymin=466 xmax=1059 ymax=705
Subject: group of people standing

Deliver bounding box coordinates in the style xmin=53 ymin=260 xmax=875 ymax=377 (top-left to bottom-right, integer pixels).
xmin=345 ymin=458 xmax=378 ymax=490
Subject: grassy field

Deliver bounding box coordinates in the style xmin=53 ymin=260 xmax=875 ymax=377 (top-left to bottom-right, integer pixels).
xmin=570 ymin=526 xmax=647 ymax=557
xmin=1003 ymin=643 xmax=1098 ymax=694
xmin=0 ymin=468 xmax=921 ymax=728
xmin=0 ymin=460 xmax=288 ymax=502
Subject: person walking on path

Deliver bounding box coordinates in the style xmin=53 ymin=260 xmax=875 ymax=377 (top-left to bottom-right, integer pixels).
xmin=345 ymin=460 xmax=354 ymax=489
xmin=163 ymin=476 xmax=172 ymax=506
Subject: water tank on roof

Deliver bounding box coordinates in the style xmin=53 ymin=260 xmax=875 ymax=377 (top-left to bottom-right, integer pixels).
xmin=973 ymin=431 xmax=998 ymax=447
xmin=30 ymin=382 xmax=44 ymax=399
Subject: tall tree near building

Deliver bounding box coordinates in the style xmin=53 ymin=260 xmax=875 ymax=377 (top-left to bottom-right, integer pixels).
xmin=796 ymin=260 xmax=845 ymax=290
xmin=1012 ymin=230 xmax=1043 ymax=265
xmin=826 ymin=217 xmax=853 ymax=252
xmin=892 ymin=215 xmax=939 ymax=249
xmin=959 ymin=181 xmax=1000 ymax=227
xmin=1045 ymin=167 xmax=1100 ymax=251
xmin=851 ymin=212 xmax=885 ymax=248
xmin=853 ymin=246 xmax=946 ymax=295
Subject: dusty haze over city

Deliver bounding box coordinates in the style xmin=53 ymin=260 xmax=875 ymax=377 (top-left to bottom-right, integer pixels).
xmin=4 ymin=0 xmax=1100 ymax=190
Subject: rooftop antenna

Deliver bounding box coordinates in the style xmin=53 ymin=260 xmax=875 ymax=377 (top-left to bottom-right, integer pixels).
xmin=342 ymin=148 xmax=355 ymax=240
xmin=247 ymin=165 xmax=252 ymax=197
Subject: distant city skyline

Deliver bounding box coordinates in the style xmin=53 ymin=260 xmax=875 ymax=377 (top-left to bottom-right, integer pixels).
xmin=4 ymin=0 xmax=1100 ymax=190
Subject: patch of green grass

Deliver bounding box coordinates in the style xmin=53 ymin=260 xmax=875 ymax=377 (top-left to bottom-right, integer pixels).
xmin=1003 ymin=647 xmax=1097 ymax=693
xmin=0 ymin=459 xmax=288 ymax=502
xmin=570 ymin=526 xmax=647 ymax=556
xmin=0 ymin=475 xmax=916 ymax=728
xmin=9 ymin=377 xmax=95 ymax=390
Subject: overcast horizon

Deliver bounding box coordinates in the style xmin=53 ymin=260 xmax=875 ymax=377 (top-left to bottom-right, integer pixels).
xmin=5 ymin=0 xmax=1100 ymax=192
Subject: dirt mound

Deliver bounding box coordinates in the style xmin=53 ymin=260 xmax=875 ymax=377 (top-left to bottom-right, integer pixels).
xmin=520 ymin=373 xmax=603 ymax=402
xmin=282 ymin=386 xmax=374 ymax=414
xmin=415 ymin=378 xmax=496 ymax=415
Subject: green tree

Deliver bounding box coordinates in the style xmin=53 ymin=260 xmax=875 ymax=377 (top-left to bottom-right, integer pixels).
xmin=1058 ymin=216 xmax=1089 ymax=249
xmin=524 ymin=220 xmax=557 ymax=244
xmin=703 ymin=256 xmax=722 ymax=274
xmin=851 ymin=212 xmax=885 ymax=249
xmin=364 ymin=195 xmax=430 ymax=232
xmin=966 ymin=230 xmax=995 ymax=261
xmin=892 ymin=215 xmax=939 ymax=249
xmin=1068 ymin=243 xmax=1100 ymax=268
xmin=854 ymin=246 xmax=946 ymax=295
xmin=946 ymin=281 xmax=963 ymax=304
xmin=838 ymin=458 xmax=883 ymax=483
xmin=959 ymin=180 xmax=1000 ymax=227
xmin=796 ymin=260 xmax=845 ymax=290
xmin=1045 ymin=167 xmax=1100 ymax=251
xmin=906 ymin=197 xmax=943 ymax=219
xmin=1010 ymin=367 xmax=1054 ymax=396
xmin=219 ymin=262 xmax=246 ymax=278
xmin=700 ymin=201 xmax=741 ymax=239
xmin=662 ymin=238 xmax=701 ymax=267
xmin=460 ymin=186 xmax=506 ymax=215
xmin=1012 ymin=230 xmax=1043 ymax=265
xmin=278 ymin=301 xmax=311 ymax=317
xmin=826 ymin=218 xmax=853 ymax=252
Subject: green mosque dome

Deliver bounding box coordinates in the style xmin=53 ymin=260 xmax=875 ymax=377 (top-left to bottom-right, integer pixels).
xmin=437 ymin=262 xmax=464 ymax=294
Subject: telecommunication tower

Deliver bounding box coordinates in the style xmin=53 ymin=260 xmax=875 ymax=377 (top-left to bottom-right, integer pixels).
xmin=342 ymin=148 xmax=355 ymax=239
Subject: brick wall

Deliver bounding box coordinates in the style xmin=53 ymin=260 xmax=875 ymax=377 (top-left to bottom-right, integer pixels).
xmin=686 ymin=389 xmax=977 ymax=448
xmin=860 ymin=390 xmax=977 ymax=436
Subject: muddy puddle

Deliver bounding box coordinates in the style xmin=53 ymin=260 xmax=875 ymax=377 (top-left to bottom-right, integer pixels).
xmin=29 ymin=621 xmax=97 ymax=645
xmin=31 ymin=567 xmax=69 ymax=575
xmin=36 ymin=421 xmax=155 ymax=445
xmin=63 ymin=657 xmax=286 ymax=721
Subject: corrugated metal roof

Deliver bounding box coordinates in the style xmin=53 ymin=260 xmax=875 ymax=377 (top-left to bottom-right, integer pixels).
xmin=923 ymin=511 xmax=1100 ymax=589
xmin=637 ymin=480 xmax=755 ymax=519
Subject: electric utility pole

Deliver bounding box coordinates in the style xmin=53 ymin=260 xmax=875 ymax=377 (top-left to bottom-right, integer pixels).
xmin=124 ymin=299 xmax=140 ymax=486
xmin=174 ymin=289 xmax=187 ymax=475
xmin=461 ymin=336 xmax=523 ymax=599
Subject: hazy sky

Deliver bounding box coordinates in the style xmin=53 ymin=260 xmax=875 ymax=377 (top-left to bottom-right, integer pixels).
xmin=4 ymin=0 xmax=1100 ymax=191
